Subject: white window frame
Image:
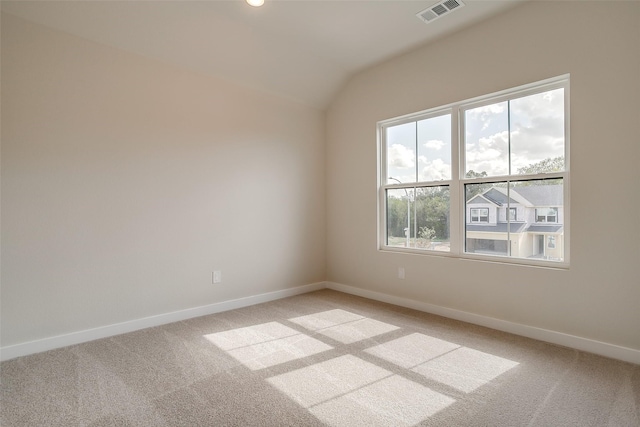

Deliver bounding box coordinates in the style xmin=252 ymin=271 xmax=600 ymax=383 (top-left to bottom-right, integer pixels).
xmin=378 ymin=74 xmax=570 ymax=268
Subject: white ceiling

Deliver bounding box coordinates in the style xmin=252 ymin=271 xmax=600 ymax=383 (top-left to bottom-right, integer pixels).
xmin=1 ymin=0 xmax=525 ymax=109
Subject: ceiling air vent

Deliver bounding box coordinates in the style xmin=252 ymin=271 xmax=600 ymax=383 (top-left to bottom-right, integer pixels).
xmin=416 ymin=0 xmax=465 ymax=24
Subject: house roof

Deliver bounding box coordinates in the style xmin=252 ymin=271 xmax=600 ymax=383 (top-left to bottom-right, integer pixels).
xmin=526 ymin=224 xmax=564 ymax=233
xmin=482 ymin=188 xmax=519 ymax=206
xmin=468 ymin=184 xmax=563 ymax=207
xmin=467 ymin=194 xmax=498 ymax=206
xmin=512 ymin=184 xmax=563 ymax=207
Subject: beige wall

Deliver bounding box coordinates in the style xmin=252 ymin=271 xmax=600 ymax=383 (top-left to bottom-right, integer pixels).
xmin=326 ymin=2 xmax=640 ymax=350
xmin=1 ymin=14 xmax=326 ymax=347
xmin=3 ymin=1 xmax=639 ymax=355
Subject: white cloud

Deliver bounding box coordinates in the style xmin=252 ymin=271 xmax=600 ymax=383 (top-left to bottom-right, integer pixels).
xmin=511 ymin=88 xmax=564 ymax=119
xmin=468 ymin=103 xmax=506 ymax=116
xmin=466 ymin=102 xmax=507 ymax=131
xmin=419 ymin=158 xmax=451 ymax=181
xmin=388 ymin=144 xmax=415 ymax=169
xmin=465 ymin=131 xmax=509 ymax=176
xmin=424 ymin=139 xmax=445 ymax=151
xmin=463 ymin=88 xmax=565 ymax=176
xmin=478 ymin=131 xmax=508 ymax=150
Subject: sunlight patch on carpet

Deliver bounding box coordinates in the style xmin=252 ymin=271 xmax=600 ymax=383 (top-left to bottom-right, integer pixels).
xmin=412 ymin=347 xmax=519 ymax=393
xmin=365 ymin=332 xmax=519 ymax=393
xmin=289 ymin=309 xmax=365 ymax=331
xmin=309 ymin=375 xmax=455 ymax=427
xmin=205 ymin=322 xmax=332 ymax=370
xmin=289 ymin=310 xmax=399 ymax=344
xmin=365 ymin=333 xmax=460 ymax=368
xmin=267 ymin=355 xmax=390 ymax=407
xmin=204 ymin=322 xmax=299 ymax=350
xmin=267 ymin=354 xmax=454 ymax=426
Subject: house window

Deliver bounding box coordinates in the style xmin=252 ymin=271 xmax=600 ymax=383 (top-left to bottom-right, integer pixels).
xmin=470 ymin=208 xmax=489 ymax=223
xmin=536 ymin=208 xmax=558 ymax=223
xmin=548 ymin=236 xmax=556 ymax=249
xmin=379 ymin=75 xmax=569 ymax=266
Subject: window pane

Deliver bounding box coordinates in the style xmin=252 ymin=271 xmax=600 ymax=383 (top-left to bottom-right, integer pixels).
xmin=417 ymin=115 xmax=451 ymax=182
xmin=510 ymin=179 xmax=563 ymax=261
xmin=415 ymin=186 xmax=450 ymax=252
xmin=464 ymin=101 xmax=509 ymax=178
xmin=511 ymin=88 xmax=565 ymax=175
xmin=464 ymin=178 xmax=564 ymax=261
xmin=386 ymin=122 xmax=416 ymax=184
xmin=465 ymin=182 xmax=509 ymax=256
xmin=386 ymin=188 xmax=414 ymax=248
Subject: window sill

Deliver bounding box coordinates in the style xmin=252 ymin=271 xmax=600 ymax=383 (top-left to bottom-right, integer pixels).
xmin=379 ymin=246 xmax=570 ymax=270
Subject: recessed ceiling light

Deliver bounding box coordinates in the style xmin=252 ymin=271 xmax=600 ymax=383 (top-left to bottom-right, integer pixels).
xmin=246 ymin=0 xmax=264 ymax=7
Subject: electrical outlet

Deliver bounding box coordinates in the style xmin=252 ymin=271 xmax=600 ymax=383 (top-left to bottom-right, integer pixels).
xmin=213 ymin=270 xmax=222 ymax=284
xmin=398 ymin=267 xmax=405 ymax=279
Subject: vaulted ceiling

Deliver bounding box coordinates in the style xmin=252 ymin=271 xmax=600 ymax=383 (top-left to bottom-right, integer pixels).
xmin=1 ymin=0 xmax=525 ymax=109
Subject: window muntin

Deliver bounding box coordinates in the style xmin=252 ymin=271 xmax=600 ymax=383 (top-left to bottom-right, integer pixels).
xmin=379 ymin=75 xmax=568 ymax=266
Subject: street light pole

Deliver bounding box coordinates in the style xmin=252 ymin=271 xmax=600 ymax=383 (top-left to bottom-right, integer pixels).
xmin=389 ymin=177 xmax=410 ymax=248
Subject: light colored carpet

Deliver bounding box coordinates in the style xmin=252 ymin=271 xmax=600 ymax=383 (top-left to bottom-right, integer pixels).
xmin=1 ymin=289 xmax=638 ymax=426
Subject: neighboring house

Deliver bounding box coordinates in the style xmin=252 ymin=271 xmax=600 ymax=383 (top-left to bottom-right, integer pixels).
xmin=466 ymin=184 xmax=564 ymax=260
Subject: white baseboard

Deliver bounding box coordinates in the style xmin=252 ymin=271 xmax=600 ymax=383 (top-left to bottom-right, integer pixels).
xmin=3 ymin=280 xmax=638 ymax=365
xmin=325 ymin=281 xmax=640 ymax=365
xmin=0 ymin=282 xmax=325 ymax=361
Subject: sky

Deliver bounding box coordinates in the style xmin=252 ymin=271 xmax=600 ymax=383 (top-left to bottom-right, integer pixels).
xmin=385 ymin=88 xmax=565 ymax=185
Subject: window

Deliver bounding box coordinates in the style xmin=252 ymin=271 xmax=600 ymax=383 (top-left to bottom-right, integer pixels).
xmin=535 ymin=208 xmax=558 ymax=223
xmin=379 ymin=75 xmax=569 ymax=266
xmin=470 ymin=208 xmax=489 ymax=223
xmin=384 ymin=113 xmax=452 ymax=251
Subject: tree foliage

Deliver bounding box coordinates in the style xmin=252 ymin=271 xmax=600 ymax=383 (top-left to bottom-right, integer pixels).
xmin=464 ymin=170 xmax=493 ymax=199
xmin=517 ymin=156 xmax=564 ymax=175
xmin=386 ymin=157 xmax=564 ymax=244
xmin=465 ymin=170 xmax=488 ymax=179
xmin=419 ymin=226 xmax=436 ymax=240
xmin=387 ymin=187 xmax=449 ymax=242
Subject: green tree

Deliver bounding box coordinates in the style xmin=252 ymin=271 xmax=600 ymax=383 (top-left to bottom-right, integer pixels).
xmin=387 ymin=187 xmax=451 ymax=244
xmin=415 ymin=187 xmax=449 ymax=241
xmin=517 ymin=156 xmax=564 ymax=175
xmin=465 ymin=170 xmax=488 ymax=179
xmin=418 ymin=226 xmax=435 ymax=240
xmin=386 ymin=195 xmax=408 ymax=238
xmin=464 ymin=170 xmax=493 ymax=200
